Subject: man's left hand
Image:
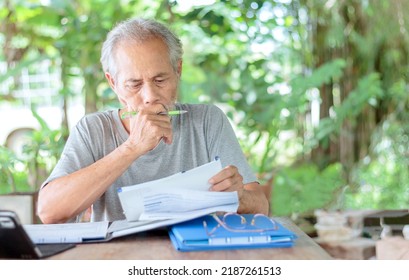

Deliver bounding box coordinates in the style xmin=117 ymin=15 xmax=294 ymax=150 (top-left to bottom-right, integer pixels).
xmin=208 ymin=165 xmax=244 ymax=193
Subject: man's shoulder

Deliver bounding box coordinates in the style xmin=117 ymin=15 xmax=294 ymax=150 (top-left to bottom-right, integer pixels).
xmin=179 ymin=103 xmax=224 ymax=115
xmin=76 ymin=110 xmax=117 ymax=128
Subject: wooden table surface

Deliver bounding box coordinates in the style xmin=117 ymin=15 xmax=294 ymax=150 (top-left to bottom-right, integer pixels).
xmin=48 ymin=217 xmax=331 ymax=260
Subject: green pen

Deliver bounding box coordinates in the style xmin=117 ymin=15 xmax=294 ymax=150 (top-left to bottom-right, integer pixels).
xmin=121 ymin=110 xmax=188 ymax=119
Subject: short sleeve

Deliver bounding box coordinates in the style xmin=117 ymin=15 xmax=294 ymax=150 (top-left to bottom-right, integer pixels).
xmin=203 ymin=105 xmax=257 ymax=184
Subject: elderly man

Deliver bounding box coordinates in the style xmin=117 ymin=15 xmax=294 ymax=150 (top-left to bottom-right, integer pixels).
xmin=37 ymin=18 xmax=268 ymax=224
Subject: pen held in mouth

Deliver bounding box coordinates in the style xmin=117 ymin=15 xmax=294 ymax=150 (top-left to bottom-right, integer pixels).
xmin=120 ymin=110 xmax=188 ymax=119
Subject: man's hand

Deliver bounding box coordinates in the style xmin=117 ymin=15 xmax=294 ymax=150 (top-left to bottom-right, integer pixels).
xmin=208 ymin=165 xmax=269 ymax=215
xmin=124 ymin=104 xmax=173 ymax=154
xmin=208 ymin=165 xmax=244 ymax=193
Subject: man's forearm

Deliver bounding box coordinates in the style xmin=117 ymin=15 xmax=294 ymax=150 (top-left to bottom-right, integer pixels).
xmin=37 ymin=144 xmax=143 ymax=224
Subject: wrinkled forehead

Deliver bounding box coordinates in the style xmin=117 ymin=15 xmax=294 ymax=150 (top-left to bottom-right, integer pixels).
xmin=111 ymin=36 xmax=172 ymax=75
xmin=113 ymin=38 xmax=174 ymax=79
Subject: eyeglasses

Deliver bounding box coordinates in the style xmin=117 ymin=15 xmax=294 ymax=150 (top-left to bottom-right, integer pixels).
xmin=203 ymin=213 xmax=278 ymax=236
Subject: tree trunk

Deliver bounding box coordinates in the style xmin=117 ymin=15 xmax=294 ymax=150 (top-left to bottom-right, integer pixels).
xmin=339 ymin=46 xmax=356 ymax=178
xmin=309 ymin=4 xmax=337 ymax=168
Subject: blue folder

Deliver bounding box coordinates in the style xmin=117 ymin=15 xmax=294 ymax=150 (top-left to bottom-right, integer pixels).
xmin=168 ymin=214 xmax=297 ymax=252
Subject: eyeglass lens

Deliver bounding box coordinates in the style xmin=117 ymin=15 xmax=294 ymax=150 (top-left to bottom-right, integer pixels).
xmin=223 ymin=214 xmax=246 ymax=229
xmin=252 ymin=214 xmax=277 ymax=229
xmin=222 ymin=213 xmax=276 ymax=230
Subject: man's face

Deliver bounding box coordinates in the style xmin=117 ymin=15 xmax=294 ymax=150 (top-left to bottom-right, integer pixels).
xmin=106 ymin=37 xmax=181 ymax=112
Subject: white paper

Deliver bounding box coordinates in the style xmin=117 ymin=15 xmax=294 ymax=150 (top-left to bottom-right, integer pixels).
xmin=120 ymin=157 xmax=222 ymax=193
xmin=139 ymin=202 xmax=239 ymax=220
xmin=108 ymin=205 xmax=238 ymax=240
xmin=24 ymin=221 xmax=109 ymax=244
xmin=118 ymin=158 xmax=239 ymax=222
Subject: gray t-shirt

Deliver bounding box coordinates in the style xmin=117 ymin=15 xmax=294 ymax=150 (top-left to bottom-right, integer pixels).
xmin=44 ymin=103 xmax=257 ymax=222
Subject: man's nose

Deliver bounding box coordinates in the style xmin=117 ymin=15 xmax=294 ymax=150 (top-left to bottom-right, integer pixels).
xmin=141 ymin=83 xmax=160 ymax=104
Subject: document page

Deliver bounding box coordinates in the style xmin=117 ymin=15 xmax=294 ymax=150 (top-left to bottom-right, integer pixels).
xmin=24 ymin=221 xmax=109 ymax=244
xmin=118 ymin=158 xmax=239 ymax=222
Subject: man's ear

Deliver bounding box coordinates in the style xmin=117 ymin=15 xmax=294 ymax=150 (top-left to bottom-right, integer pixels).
xmin=105 ymin=72 xmax=116 ymax=91
xmin=105 ymin=72 xmax=126 ymax=106
xmin=176 ymin=60 xmax=183 ymax=78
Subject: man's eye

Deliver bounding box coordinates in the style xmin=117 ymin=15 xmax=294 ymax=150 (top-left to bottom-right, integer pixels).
xmin=127 ymin=84 xmax=142 ymax=90
xmin=155 ymin=79 xmax=165 ymax=84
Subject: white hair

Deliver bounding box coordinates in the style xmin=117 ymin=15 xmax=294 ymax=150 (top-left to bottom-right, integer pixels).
xmin=100 ymin=18 xmax=183 ymax=78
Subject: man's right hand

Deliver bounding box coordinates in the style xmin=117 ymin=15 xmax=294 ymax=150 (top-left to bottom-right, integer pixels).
xmin=124 ymin=104 xmax=173 ymax=155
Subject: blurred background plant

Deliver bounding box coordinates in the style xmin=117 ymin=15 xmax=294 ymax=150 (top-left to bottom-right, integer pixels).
xmin=1 ymin=0 xmax=408 ymax=222
xmin=0 ymin=144 xmax=23 ymax=194
xmin=0 ymin=107 xmax=66 ymax=194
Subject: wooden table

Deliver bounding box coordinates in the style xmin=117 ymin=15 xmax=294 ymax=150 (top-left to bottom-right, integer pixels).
xmin=48 ymin=218 xmax=331 ymax=260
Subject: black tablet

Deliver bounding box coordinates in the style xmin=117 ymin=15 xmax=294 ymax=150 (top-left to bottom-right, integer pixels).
xmin=0 ymin=210 xmax=75 ymax=259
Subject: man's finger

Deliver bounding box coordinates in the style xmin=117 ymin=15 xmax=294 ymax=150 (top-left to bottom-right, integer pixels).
xmin=208 ymin=165 xmax=237 ymax=184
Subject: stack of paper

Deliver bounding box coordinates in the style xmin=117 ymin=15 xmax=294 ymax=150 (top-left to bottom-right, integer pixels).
xmin=23 ymin=159 xmax=241 ymax=244
xmin=118 ymin=158 xmax=239 ymax=222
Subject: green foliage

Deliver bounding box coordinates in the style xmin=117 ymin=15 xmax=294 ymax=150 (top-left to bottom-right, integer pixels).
xmin=0 ymin=146 xmax=21 ymax=193
xmin=335 ymin=73 xmax=384 ymax=124
xmin=345 ymin=158 xmax=409 ymax=209
xmin=0 ymin=107 xmax=66 ymax=194
xmin=345 ymin=112 xmax=409 ymax=209
xmin=0 ymin=144 xmax=32 ymax=194
xmin=311 ymin=73 xmax=384 ymax=146
xmin=272 ymin=163 xmax=346 ymax=216
xmin=22 ymin=107 xmax=66 ymax=190
xmin=290 ymin=59 xmax=346 ymax=98
xmin=0 ymin=170 xmax=30 ymax=194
